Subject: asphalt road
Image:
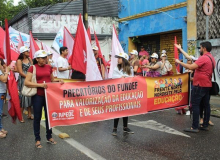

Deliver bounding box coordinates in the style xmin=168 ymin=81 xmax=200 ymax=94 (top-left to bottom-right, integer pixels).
xmin=0 ymin=104 xmax=219 ymax=160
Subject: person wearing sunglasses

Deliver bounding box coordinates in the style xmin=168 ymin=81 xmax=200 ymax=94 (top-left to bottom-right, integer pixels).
xmin=145 ymin=53 xmax=162 ymax=77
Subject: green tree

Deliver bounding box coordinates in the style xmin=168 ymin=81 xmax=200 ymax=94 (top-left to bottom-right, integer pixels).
xmin=0 ymin=0 xmax=65 ymax=26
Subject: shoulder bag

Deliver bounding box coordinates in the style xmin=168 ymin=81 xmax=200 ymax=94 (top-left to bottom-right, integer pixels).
xmin=22 ymin=65 xmax=37 ymax=97
xmin=206 ymin=55 xmax=219 ymax=95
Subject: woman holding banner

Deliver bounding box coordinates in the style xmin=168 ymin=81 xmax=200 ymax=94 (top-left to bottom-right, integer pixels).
xmin=16 ymin=46 xmax=33 ymax=122
xmin=112 ymin=52 xmax=134 ymax=136
xmin=25 ymin=50 xmax=63 ymax=149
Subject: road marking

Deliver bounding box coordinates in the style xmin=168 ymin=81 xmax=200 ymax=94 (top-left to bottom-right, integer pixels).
xmin=129 ymin=120 xmax=190 ymax=138
xmin=41 ymin=122 xmax=106 ymax=160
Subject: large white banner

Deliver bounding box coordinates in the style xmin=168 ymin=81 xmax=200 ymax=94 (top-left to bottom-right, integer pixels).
xmin=32 ymin=14 xmax=118 ymax=35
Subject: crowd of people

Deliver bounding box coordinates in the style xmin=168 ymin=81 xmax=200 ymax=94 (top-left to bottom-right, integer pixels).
xmin=0 ymin=41 xmax=216 ymax=148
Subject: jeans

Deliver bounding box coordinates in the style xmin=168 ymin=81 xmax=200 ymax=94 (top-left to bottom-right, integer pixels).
xmin=32 ymin=95 xmax=52 ymax=142
xmin=0 ymin=93 xmax=5 ymax=130
xmin=114 ymin=117 xmax=128 ymax=128
xmin=191 ymin=86 xmax=211 ymax=129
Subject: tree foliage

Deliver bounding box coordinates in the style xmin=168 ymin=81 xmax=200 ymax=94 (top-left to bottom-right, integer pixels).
xmin=0 ymin=0 xmax=65 ymax=26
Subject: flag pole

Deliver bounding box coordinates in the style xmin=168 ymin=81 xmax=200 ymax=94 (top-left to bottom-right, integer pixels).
xmin=83 ymin=0 xmax=88 ymax=29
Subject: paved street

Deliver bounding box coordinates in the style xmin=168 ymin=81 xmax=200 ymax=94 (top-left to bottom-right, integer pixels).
xmin=1 ymin=101 xmax=220 ymax=160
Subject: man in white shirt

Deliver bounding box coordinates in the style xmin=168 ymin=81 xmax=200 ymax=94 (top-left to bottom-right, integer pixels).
xmin=57 ymin=46 xmax=71 ymax=79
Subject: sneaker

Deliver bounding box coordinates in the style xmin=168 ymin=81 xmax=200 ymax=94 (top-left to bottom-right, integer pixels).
xmin=1 ymin=129 xmax=8 ymax=135
xmin=112 ymin=129 xmax=117 ymax=136
xmin=1 ymin=113 xmax=7 ymax=117
xmin=123 ymin=128 xmax=134 ymax=134
xmin=186 ymin=111 xmax=190 ymax=116
xmin=200 ymin=126 xmax=209 ymax=131
xmin=0 ymin=132 xmax=6 ymax=139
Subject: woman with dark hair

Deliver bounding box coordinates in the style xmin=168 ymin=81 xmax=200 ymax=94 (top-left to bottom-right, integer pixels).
xmin=16 ymin=46 xmax=33 ymax=122
xmin=112 ymin=52 xmax=134 ymax=136
xmin=25 ymin=50 xmax=63 ymax=148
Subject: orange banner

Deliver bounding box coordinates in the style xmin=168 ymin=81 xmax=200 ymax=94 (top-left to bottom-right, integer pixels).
xmin=45 ymin=74 xmax=189 ymax=128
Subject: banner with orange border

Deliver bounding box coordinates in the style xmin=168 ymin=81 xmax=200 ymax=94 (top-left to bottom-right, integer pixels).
xmin=45 ymin=73 xmax=189 ymax=128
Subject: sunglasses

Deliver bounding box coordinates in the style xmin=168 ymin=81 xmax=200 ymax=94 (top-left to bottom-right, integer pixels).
xmin=151 ymin=57 xmax=156 ymax=59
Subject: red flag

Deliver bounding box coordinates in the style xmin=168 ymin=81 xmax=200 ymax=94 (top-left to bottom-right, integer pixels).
xmin=29 ymin=31 xmax=40 ymax=59
xmin=174 ymin=36 xmax=180 ymax=72
xmin=17 ymin=32 xmax=24 ymax=50
xmin=0 ymin=27 xmax=5 ymax=59
xmin=7 ymin=70 xmax=22 ymax=122
xmin=94 ymin=31 xmax=107 ymax=67
xmin=69 ymin=15 xmax=87 ymax=74
xmin=63 ymin=27 xmax=74 ymax=59
xmin=4 ymin=19 xmax=22 ymax=122
xmin=69 ymin=14 xmax=102 ymax=81
xmin=10 ymin=41 xmax=19 ymax=61
xmin=1 ymin=26 xmax=19 ymax=61
xmin=87 ymin=27 xmax=91 ymax=43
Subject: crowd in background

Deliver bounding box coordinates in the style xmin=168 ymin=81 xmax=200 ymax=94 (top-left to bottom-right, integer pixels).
xmin=0 ymin=41 xmax=216 ymax=147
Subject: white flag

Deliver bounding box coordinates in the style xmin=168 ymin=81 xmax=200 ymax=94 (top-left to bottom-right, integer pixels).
xmin=63 ymin=27 xmax=74 ymax=59
xmin=41 ymin=42 xmax=60 ymax=63
xmin=52 ymin=27 xmax=64 ymax=53
xmin=108 ymin=26 xmax=124 ymax=78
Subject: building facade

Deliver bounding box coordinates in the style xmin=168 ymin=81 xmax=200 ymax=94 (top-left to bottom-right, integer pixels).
xmin=118 ymin=0 xmax=187 ymax=69
xmin=8 ymin=0 xmax=119 ymax=58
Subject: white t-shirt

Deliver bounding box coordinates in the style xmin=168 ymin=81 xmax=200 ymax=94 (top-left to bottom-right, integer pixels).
xmin=112 ymin=67 xmax=133 ymax=79
xmin=56 ymin=56 xmax=70 ymax=79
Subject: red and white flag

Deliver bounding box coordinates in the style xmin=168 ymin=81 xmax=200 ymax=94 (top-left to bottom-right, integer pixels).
xmin=108 ymin=25 xmax=124 ymax=78
xmin=17 ymin=32 xmax=24 ymax=50
xmin=87 ymin=27 xmax=91 ymax=43
xmin=63 ymin=27 xmax=74 ymax=59
xmin=94 ymin=31 xmax=109 ymax=79
xmin=69 ymin=14 xmax=102 ymax=81
xmin=4 ymin=19 xmax=22 ymax=122
xmin=94 ymin=31 xmax=107 ymax=66
xmin=29 ymin=31 xmax=40 ymax=59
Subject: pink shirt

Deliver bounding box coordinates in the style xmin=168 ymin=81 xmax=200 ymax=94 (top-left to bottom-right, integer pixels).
xmin=139 ymin=51 xmax=149 ymax=56
xmin=142 ymin=59 xmax=149 ymax=72
xmin=193 ymin=53 xmax=215 ymax=87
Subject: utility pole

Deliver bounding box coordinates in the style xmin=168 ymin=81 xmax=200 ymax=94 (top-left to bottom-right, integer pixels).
xmin=83 ymin=0 xmax=88 ymax=29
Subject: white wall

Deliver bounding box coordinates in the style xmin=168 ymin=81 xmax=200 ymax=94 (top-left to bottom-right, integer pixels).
xmin=211 ymin=47 xmax=220 ymax=92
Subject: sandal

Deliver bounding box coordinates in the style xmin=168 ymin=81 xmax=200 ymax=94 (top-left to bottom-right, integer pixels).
xmin=20 ymin=119 xmax=25 ymax=123
xmin=47 ymin=138 xmax=57 ymax=145
xmin=35 ymin=141 xmax=43 ymax=149
xmin=27 ymin=116 xmax=34 ymax=120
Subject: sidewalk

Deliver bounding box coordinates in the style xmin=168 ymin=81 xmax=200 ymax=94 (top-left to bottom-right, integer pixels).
xmin=210 ymin=96 xmax=220 ymax=118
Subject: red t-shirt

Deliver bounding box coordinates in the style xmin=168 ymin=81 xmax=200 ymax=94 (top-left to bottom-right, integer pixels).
xmin=28 ymin=64 xmax=52 ymax=96
xmin=193 ymin=53 xmax=215 ymax=87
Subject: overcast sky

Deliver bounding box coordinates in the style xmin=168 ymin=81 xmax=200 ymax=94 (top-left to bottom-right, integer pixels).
xmin=13 ymin=0 xmax=21 ymax=6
